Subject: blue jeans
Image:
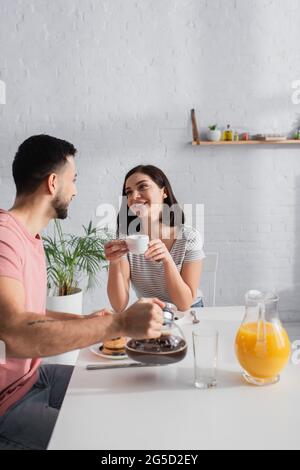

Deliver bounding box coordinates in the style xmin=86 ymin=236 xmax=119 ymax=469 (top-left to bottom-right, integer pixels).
xmin=0 ymin=364 xmax=73 ymax=450
xmin=191 ymin=298 xmax=204 ymax=308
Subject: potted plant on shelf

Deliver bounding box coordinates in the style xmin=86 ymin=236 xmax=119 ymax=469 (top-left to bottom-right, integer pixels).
xmin=43 ymin=220 xmax=112 ymax=364
xmin=207 ymin=124 xmax=222 ymax=142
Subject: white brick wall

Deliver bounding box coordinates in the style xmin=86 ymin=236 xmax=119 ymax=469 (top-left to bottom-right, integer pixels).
xmin=0 ymin=0 xmax=299 ymax=320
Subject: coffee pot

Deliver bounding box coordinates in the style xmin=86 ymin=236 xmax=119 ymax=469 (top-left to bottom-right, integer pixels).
xmin=126 ymin=304 xmax=187 ymax=365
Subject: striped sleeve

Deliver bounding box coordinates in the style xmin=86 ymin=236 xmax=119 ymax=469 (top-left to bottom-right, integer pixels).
xmin=184 ymin=228 xmax=205 ymax=263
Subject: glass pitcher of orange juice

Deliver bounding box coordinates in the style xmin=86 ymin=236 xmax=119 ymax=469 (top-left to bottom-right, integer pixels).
xmin=235 ymin=290 xmax=291 ymax=386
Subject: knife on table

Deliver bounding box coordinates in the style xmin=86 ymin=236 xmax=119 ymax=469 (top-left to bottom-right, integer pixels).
xmin=86 ymin=363 xmax=163 ymax=371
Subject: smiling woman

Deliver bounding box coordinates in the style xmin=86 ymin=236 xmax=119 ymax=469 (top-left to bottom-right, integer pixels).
xmin=105 ymin=165 xmax=205 ymax=313
xmin=118 ymin=165 xmax=185 ymax=238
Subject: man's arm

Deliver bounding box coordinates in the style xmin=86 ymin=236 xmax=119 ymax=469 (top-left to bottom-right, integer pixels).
xmin=46 ymin=310 xmax=111 ymax=320
xmin=46 ymin=310 xmax=84 ymax=320
xmin=0 ymin=277 xmax=164 ymax=360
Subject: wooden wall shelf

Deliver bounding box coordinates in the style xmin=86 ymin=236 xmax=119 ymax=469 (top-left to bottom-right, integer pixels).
xmin=190 ymin=110 xmax=300 ymax=148
xmin=192 ymin=140 xmax=300 ymax=146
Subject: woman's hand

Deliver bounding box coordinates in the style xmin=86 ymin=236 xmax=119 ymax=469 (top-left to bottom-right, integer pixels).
xmin=144 ymin=239 xmax=173 ymax=264
xmin=105 ymin=240 xmax=129 ymax=264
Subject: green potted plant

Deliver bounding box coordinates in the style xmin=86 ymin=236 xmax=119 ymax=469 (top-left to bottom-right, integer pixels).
xmin=43 ymin=220 xmax=112 ymax=364
xmin=207 ymin=124 xmax=222 ymax=142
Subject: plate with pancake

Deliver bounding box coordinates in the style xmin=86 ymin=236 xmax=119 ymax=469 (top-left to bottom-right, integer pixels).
xmin=173 ymin=311 xmax=186 ymax=322
xmin=90 ymin=337 xmax=128 ymax=360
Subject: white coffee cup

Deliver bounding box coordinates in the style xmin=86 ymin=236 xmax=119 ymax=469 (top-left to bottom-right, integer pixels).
xmin=126 ymin=235 xmax=149 ymax=255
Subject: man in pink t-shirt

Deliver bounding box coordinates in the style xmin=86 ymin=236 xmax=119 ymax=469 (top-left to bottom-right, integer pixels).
xmin=0 ymin=135 xmax=164 ymax=450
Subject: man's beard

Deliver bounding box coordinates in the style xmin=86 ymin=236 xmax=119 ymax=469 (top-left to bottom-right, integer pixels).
xmin=52 ymin=196 xmax=69 ymax=220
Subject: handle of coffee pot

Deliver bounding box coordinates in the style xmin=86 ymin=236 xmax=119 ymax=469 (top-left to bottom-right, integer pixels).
xmin=163 ymin=305 xmax=175 ymax=324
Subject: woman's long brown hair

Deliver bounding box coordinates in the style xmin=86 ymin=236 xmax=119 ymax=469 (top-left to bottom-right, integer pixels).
xmin=117 ymin=165 xmax=185 ymax=237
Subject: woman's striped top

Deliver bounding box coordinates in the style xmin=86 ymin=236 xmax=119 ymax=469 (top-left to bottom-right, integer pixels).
xmin=126 ymin=225 xmax=205 ymax=303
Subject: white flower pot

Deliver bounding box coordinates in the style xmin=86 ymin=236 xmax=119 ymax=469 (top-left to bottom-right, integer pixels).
xmin=207 ymin=129 xmax=222 ymax=142
xmin=44 ymin=289 xmax=83 ymax=366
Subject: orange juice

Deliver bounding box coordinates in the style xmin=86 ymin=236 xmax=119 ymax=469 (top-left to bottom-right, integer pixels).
xmin=235 ymin=322 xmax=291 ymax=379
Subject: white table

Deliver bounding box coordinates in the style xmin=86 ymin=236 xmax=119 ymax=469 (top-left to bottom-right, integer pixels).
xmin=48 ymin=307 xmax=300 ymax=450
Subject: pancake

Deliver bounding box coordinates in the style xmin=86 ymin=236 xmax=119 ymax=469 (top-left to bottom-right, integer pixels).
xmin=102 ymin=337 xmax=127 ymax=356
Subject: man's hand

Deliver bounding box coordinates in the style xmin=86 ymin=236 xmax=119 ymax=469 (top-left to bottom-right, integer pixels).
xmin=115 ymin=298 xmax=165 ymax=340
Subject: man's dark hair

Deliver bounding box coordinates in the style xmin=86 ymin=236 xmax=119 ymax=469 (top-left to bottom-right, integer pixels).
xmin=12 ymin=135 xmax=77 ymax=196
